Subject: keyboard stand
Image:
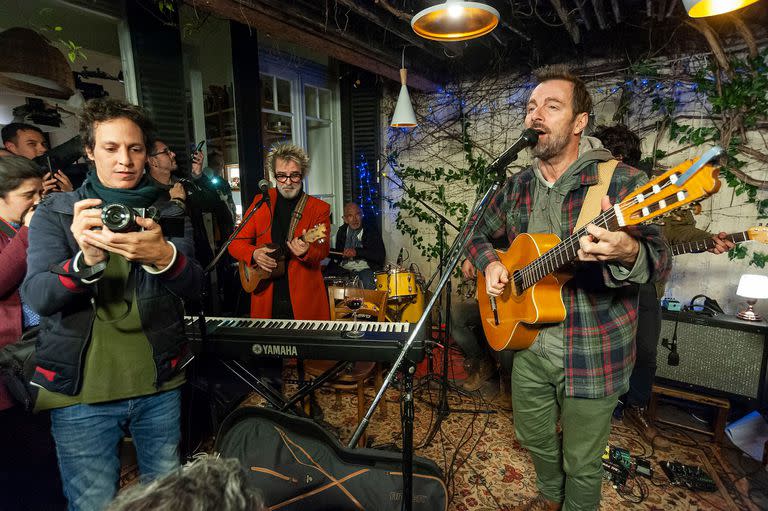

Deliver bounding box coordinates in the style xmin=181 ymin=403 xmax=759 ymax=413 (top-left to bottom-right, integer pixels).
xmin=217 ymin=358 xmax=349 ymax=417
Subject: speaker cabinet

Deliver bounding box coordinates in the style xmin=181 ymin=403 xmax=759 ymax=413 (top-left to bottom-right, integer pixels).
xmin=656 ymin=311 xmax=768 ymax=401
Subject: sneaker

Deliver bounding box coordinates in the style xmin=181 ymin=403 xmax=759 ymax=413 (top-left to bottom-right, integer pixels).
xmin=624 ymin=405 xmax=668 ymax=446
xmin=512 ymin=494 xmax=562 ymax=511
xmin=462 ymin=357 xmax=495 ymax=392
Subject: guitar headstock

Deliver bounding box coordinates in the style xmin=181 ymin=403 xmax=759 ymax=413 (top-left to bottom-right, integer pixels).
xmin=616 ymin=147 xmax=723 ymax=227
xmin=747 ymin=226 xmax=768 ymax=244
xmin=303 ymin=223 xmax=328 ymax=244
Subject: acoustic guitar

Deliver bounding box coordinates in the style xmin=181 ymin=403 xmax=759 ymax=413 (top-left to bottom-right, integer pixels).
xmin=239 ymin=223 xmax=328 ymax=293
xmin=669 ymin=226 xmax=768 ymax=256
xmin=477 ymin=147 xmax=723 ymax=351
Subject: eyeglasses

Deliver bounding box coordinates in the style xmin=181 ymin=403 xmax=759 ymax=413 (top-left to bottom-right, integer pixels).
xmin=150 ymin=147 xmax=172 ymax=157
xmin=275 ymin=172 xmax=302 ymax=183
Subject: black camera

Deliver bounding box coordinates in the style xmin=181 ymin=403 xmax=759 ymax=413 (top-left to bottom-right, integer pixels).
xmin=101 ymin=203 xmax=185 ymax=237
xmin=101 ymin=204 xmax=159 ymax=233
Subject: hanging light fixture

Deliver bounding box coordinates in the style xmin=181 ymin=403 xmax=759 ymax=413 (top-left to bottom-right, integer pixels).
xmin=683 ymin=0 xmax=761 ymax=17
xmin=411 ymin=0 xmax=500 ymax=42
xmin=0 ymin=27 xmax=75 ymax=100
xmin=390 ymin=49 xmax=417 ymax=128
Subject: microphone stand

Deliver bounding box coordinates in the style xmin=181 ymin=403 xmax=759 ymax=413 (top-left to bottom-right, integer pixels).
xmin=193 ymin=195 xmax=289 ymax=410
xmin=353 ymin=139 xmax=534 ymax=510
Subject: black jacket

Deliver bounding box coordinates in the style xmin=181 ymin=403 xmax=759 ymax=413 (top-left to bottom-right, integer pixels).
xmin=333 ymin=223 xmax=386 ymax=271
xmin=20 ymin=186 xmax=204 ymax=396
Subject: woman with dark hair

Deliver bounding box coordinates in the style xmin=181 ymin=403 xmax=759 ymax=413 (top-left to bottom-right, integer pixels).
xmin=0 ymin=155 xmax=66 ymax=509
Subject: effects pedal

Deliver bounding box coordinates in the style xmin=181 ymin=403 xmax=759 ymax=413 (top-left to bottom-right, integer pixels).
xmin=602 ymin=445 xmax=631 ymax=486
xmin=634 ymin=457 xmax=653 ymax=479
xmin=660 ymin=460 xmax=717 ymax=492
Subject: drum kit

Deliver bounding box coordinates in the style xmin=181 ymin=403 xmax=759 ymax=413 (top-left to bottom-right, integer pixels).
xmin=324 ymin=263 xmax=426 ymax=323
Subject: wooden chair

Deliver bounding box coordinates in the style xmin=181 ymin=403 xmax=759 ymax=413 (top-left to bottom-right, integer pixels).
xmin=304 ymin=286 xmax=388 ymax=447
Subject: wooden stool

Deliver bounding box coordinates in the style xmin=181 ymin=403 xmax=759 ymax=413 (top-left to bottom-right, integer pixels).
xmin=648 ymin=384 xmax=730 ymax=444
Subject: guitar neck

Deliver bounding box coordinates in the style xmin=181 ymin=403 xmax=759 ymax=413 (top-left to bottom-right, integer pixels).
xmin=670 ymin=231 xmax=746 ymax=256
xmin=514 ymin=209 xmax=619 ymax=293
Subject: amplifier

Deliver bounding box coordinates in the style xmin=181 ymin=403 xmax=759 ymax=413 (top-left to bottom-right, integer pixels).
xmin=656 ymin=311 xmax=768 ymax=401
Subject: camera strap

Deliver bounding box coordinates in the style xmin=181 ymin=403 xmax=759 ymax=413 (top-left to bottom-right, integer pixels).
xmin=49 ymin=257 xmax=108 ymax=281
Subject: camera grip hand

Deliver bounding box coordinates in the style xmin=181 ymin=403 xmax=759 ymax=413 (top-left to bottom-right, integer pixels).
xmin=133 ymin=217 xmax=175 ymax=270
xmin=71 ymin=199 xmax=107 ymax=267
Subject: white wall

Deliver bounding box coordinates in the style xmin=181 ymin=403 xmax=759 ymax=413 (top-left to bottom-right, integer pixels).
xmin=381 ymin=55 xmax=768 ymax=319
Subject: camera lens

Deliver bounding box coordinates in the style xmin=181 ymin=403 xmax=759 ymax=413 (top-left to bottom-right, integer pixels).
xmin=102 ymin=203 xmax=134 ymax=232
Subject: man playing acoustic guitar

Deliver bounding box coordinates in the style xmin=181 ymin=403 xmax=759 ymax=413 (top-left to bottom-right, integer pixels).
xmin=468 ymin=66 xmax=671 ymax=511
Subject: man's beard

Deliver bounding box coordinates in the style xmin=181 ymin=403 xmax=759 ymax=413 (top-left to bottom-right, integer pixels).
xmin=531 ymin=129 xmax=570 ymax=161
xmin=278 ymin=183 xmax=302 ymax=199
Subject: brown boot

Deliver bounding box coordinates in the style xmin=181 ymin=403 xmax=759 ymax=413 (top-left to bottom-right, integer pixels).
xmin=462 ymin=356 xmax=495 ymax=392
xmin=491 ymin=375 xmax=513 ymax=411
xmin=624 ymin=405 xmax=668 ymax=447
xmin=512 ymin=494 xmax=562 ymax=511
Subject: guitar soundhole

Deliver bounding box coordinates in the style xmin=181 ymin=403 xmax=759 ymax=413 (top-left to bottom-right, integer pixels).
xmin=511 ymin=271 xmax=523 ymax=296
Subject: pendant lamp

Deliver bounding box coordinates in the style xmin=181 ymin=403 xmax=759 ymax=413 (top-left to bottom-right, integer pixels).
xmin=683 ymin=0 xmax=761 ymax=17
xmin=390 ymin=68 xmax=417 ymax=128
xmin=0 ymin=28 xmax=75 ymax=99
xmin=411 ymin=0 xmax=499 ymax=42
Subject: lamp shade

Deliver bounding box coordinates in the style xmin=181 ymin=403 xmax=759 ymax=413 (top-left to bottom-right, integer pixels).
xmin=390 ymin=68 xmax=417 ymax=128
xmin=683 ymin=0 xmax=761 ymax=17
xmin=411 ymin=0 xmax=499 ymax=42
xmin=736 ymin=274 xmax=768 ymax=300
xmin=0 ymin=27 xmax=75 ymax=100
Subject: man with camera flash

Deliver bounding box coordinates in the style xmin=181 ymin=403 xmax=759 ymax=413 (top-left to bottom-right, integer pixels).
xmin=21 ymin=98 xmax=203 ymax=511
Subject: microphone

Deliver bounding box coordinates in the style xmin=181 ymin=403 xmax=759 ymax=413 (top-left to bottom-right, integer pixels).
xmin=396 ymin=247 xmax=404 ymax=266
xmin=258 ymin=179 xmax=271 ymax=206
xmin=486 ymin=128 xmax=539 ymax=182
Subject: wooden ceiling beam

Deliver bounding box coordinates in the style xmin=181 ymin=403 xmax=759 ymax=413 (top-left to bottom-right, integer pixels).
xmin=185 ymin=0 xmax=440 ymax=91
xmin=334 ymin=0 xmax=455 ymax=59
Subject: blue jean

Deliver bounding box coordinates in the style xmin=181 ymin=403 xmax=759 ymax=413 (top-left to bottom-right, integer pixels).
xmin=50 ymin=389 xmax=181 ymax=511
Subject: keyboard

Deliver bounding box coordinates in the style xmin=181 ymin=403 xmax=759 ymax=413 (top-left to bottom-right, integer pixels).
xmin=185 ymin=316 xmax=426 ymax=363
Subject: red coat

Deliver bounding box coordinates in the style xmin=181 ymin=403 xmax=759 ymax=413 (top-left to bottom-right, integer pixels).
xmin=229 ymin=189 xmax=331 ymax=320
xmin=0 ymin=225 xmax=28 ymax=411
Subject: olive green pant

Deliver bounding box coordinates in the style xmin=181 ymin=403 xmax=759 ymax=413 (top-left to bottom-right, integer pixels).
xmin=512 ymin=350 xmax=619 ymax=511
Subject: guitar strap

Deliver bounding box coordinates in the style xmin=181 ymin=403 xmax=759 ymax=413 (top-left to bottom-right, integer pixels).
xmin=286 ymin=193 xmax=309 ymax=241
xmin=574 ymin=159 xmax=619 ymax=232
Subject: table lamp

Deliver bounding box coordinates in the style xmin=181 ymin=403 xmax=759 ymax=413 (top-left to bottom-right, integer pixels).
xmin=736 ymin=273 xmax=768 ymax=321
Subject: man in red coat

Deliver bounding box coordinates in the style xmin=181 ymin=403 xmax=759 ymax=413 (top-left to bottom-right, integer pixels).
xmin=229 ymin=144 xmax=330 ymax=322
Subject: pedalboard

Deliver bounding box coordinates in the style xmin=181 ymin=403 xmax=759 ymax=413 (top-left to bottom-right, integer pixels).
xmin=659 ymin=460 xmax=717 ymax=492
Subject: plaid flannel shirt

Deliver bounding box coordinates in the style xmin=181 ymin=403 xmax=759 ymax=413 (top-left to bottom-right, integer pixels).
xmin=467 ymin=160 xmax=671 ymax=398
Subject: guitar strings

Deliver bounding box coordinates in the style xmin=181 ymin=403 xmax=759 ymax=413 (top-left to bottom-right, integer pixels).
xmin=516 ymin=173 xmax=685 ymax=291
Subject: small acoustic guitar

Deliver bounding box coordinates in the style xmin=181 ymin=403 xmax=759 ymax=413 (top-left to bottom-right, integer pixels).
xmin=239 ymin=223 xmax=327 ymax=293
xmin=477 ymin=147 xmax=724 ymax=351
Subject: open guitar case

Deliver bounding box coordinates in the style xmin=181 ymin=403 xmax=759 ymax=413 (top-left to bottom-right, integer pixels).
xmin=215 ymin=406 xmax=448 ymax=510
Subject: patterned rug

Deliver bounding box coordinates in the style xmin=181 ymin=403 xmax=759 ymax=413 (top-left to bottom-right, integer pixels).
xmin=118 ymin=369 xmax=764 ymax=510
xmin=236 ymin=370 xmax=763 ymax=511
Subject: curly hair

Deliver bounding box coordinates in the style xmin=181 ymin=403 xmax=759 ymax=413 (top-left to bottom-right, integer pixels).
xmin=266 ymin=143 xmax=310 ymax=178
xmin=533 ymin=64 xmax=593 ymax=117
xmin=107 ymin=455 xmax=265 ymax=511
xmin=78 ymin=99 xmax=155 ymax=153
xmin=593 ymin=124 xmax=642 ymax=167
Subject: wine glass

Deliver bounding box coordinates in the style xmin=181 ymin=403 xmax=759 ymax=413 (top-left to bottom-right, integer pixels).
xmin=344 ymin=277 xmax=365 ymax=338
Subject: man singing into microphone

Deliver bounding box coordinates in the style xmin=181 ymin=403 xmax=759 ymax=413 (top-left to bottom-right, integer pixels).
xmin=468 ymin=65 xmax=670 ymax=510
xmin=228 ymin=144 xmax=331 ymax=388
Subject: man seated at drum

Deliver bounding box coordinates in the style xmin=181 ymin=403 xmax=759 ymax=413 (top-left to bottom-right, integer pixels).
xmin=329 ymin=202 xmax=385 ymax=289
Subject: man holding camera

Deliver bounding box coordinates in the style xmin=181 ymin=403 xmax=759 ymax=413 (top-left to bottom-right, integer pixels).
xmin=2 ymin=122 xmax=75 ymax=195
xmin=21 ymin=99 xmax=203 ymax=511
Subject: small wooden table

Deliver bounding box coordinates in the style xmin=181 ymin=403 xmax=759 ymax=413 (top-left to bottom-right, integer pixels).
xmin=648 ymin=384 xmax=730 ymax=444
